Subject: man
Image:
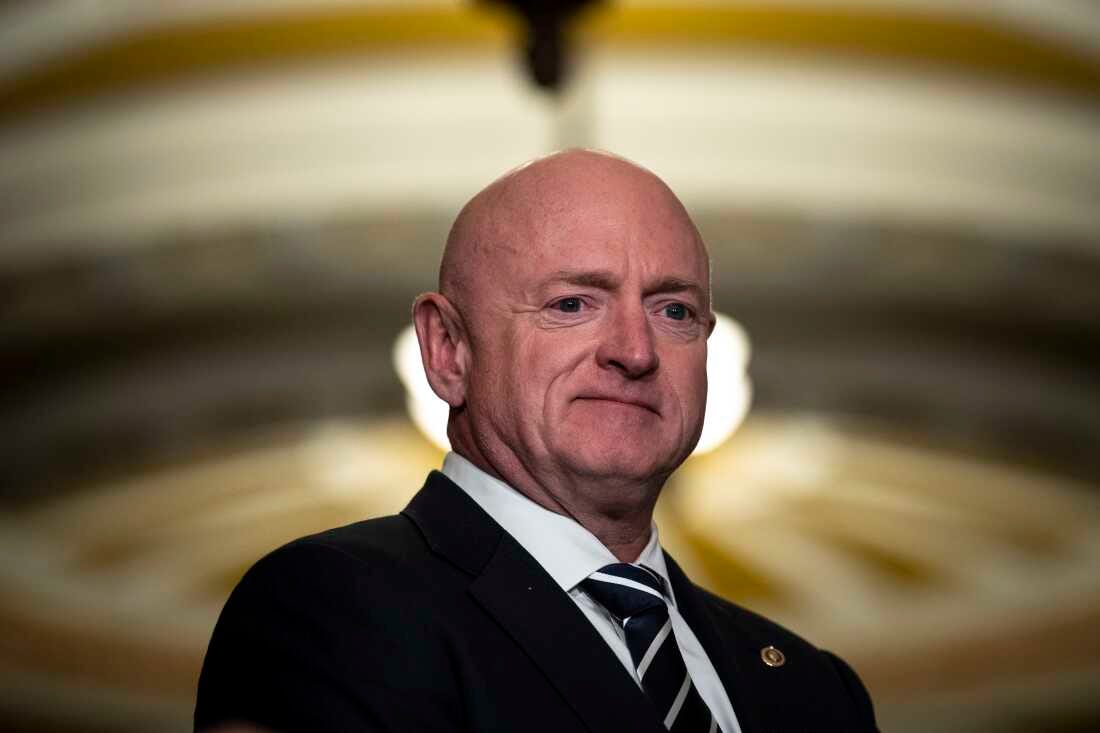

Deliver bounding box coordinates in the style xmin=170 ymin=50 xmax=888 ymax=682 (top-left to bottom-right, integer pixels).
xmin=195 ymin=150 xmax=878 ymax=732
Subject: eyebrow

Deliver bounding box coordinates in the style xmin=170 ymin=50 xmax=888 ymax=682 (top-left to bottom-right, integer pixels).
xmin=650 ymin=276 xmax=706 ymax=303
xmin=543 ymin=269 xmax=706 ymax=302
xmin=547 ymin=269 xmax=618 ymax=290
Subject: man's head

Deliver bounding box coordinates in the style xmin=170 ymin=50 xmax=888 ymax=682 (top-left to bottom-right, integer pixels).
xmin=414 ymin=150 xmax=714 ymax=529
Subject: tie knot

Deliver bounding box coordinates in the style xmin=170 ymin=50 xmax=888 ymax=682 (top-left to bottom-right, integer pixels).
xmin=580 ymin=563 xmax=668 ymax=620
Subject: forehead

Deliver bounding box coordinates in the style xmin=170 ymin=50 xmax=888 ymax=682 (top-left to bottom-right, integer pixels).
xmin=515 ymin=179 xmax=709 ymax=287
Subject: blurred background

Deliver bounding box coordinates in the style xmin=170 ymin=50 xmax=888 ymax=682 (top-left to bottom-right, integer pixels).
xmin=2 ymin=1 xmax=1099 ymax=731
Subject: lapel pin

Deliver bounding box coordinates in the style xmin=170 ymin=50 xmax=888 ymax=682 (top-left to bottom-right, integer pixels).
xmin=761 ymin=645 xmax=786 ymax=667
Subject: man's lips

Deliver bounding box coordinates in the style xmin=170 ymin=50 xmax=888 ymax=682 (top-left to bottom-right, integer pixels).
xmin=574 ymin=395 xmax=661 ymax=415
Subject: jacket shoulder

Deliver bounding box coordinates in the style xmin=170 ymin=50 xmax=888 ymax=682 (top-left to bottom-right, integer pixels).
xmin=224 ymin=511 xmax=464 ymax=614
xmin=280 ymin=512 xmax=428 ymax=566
xmin=195 ymin=513 xmax=464 ymax=731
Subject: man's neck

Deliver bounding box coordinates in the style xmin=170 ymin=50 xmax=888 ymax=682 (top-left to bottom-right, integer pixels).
xmin=449 ymin=443 xmax=660 ymax=563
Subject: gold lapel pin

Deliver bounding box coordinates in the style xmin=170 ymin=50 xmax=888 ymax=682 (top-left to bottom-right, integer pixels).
xmin=760 ymin=645 xmax=786 ymax=667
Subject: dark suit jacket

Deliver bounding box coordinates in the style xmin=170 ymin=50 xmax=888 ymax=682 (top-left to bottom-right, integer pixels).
xmin=195 ymin=471 xmax=877 ymax=732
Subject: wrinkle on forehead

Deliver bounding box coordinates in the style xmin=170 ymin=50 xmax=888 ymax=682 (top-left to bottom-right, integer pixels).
xmin=438 ymin=149 xmax=708 ymax=314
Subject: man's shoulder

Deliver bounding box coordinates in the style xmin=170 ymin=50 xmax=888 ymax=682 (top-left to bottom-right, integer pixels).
xmin=208 ymin=510 xmax=474 ymax=655
xmin=226 ymin=470 xmax=495 ymax=612
xmin=282 ymin=512 xmax=425 ymax=563
xmin=241 ymin=511 xmax=440 ymax=590
xmin=196 ymin=514 xmax=472 ymax=731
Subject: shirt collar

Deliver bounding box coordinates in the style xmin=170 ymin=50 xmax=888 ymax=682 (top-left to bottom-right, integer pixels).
xmin=441 ymin=452 xmax=674 ymax=603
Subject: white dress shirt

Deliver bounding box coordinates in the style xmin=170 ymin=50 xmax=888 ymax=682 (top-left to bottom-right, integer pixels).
xmin=442 ymin=452 xmax=742 ymax=733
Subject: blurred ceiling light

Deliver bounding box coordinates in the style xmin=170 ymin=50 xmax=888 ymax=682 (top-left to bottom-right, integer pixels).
xmin=393 ymin=311 xmax=751 ymax=455
xmin=695 ymin=312 xmax=752 ymax=455
xmin=394 ymin=325 xmax=452 ymax=452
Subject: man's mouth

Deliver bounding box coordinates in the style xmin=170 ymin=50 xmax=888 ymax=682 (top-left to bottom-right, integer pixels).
xmin=574 ymin=395 xmax=660 ymax=416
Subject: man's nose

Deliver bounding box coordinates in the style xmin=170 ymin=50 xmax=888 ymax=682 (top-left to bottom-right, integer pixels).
xmin=596 ymin=303 xmax=659 ymax=378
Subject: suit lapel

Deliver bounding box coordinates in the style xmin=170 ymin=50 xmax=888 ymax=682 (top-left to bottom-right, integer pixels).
xmin=404 ymin=472 xmax=665 ymax=733
xmin=470 ymin=534 xmax=666 ymax=733
xmin=664 ymin=553 xmax=766 ymax=733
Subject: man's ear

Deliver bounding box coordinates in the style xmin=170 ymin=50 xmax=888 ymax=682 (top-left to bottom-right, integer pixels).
xmin=412 ymin=292 xmax=470 ymax=408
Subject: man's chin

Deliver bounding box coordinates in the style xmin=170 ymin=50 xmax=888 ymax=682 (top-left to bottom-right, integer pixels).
xmin=557 ymin=447 xmax=676 ymax=486
xmin=544 ymin=419 xmax=690 ymax=484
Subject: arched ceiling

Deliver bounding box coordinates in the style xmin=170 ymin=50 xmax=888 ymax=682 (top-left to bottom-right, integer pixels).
xmin=1 ymin=3 xmax=1098 ymax=732
xmin=0 ymin=0 xmax=1097 ymax=266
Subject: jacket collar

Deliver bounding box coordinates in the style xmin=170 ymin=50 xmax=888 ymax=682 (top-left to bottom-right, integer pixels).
xmin=403 ymin=471 xmax=502 ymax=577
xmin=403 ymin=471 xmax=666 ymax=733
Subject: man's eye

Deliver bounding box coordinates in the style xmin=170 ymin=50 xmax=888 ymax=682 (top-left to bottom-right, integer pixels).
xmin=555 ymin=297 xmax=583 ymax=313
xmin=663 ymin=303 xmax=690 ymax=321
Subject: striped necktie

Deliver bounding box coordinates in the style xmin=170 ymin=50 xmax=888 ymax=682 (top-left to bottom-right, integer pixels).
xmin=581 ymin=563 xmax=720 ymax=732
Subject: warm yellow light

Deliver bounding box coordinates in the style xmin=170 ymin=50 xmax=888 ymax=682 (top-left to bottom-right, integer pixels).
xmin=393 ymin=325 xmax=451 ymax=451
xmin=695 ymin=312 xmax=752 ymax=455
xmin=393 ymin=311 xmax=751 ymax=455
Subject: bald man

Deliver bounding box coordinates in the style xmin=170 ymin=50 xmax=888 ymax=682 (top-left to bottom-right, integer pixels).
xmin=195 ymin=151 xmax=878 ymax=733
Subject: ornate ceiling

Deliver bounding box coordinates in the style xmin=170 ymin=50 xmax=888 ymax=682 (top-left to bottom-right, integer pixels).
xmin=0 ymin=2 xmax=1098 ymax=731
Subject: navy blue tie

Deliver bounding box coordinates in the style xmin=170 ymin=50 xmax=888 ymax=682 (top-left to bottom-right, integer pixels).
xmin=581 ymin=563 xmax=720 ymax=732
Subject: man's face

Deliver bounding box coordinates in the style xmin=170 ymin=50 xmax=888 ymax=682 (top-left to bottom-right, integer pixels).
xmin=460 ymin=168 xmax=713 ymax=489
